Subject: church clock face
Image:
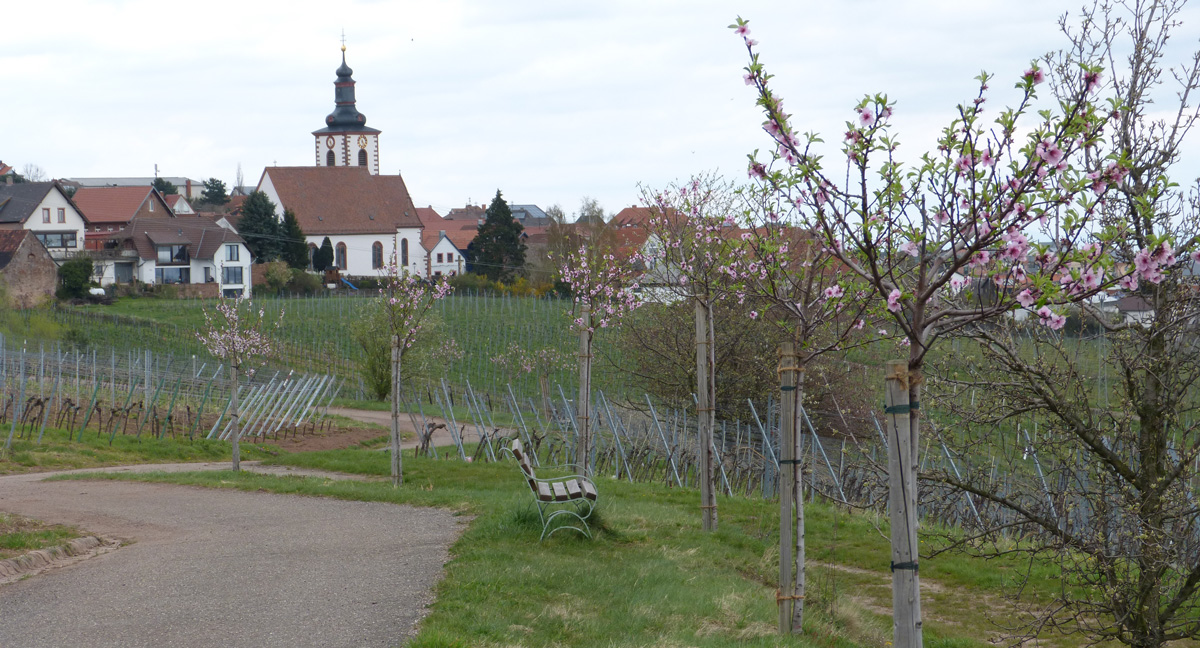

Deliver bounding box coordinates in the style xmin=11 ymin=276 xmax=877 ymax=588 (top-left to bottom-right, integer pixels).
xmin=357 ymin=135 xmax=368 ymax=148
xmin=325 ymin=136 xmax=335 ymax=149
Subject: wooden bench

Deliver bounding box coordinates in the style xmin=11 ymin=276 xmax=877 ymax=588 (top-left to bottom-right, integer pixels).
xmin=503 ymin=438 xmax=597 ymax=540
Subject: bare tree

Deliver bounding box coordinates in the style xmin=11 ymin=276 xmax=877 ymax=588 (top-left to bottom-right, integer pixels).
xmin=21 ymin=164 xmax=46 ymax=182
xmin=928 ymin=2 xmax=1200 ymax=645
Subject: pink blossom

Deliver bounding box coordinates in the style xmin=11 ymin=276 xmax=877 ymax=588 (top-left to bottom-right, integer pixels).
xmin=743 ymin=73 xmax=755 ymax=86
xmin=1119 ymin=274 xmax=1139 ymax=291
xmin=899 ymin=240 xmax=919 ymax=257
xmin=854 ymin=319 xmax=865 ymax=330
xmin=1036 ymin=141 xmax=1064 ymax=166
xmin=955 ymin=155 xmax=974 ymax=175
xmin=1190 ymin=250 xmax=1200 ymax=264
xmin=735 ymin=24 xmax=750 ymax=37
xmin=824 ymin=285 xmax=844 ymax=300
xmin=934 ymin=210 xmax=950 ymax=226
xmin=1017 ymin=289 xmax=1036 ymax=308
xmin=858 ymin=108 xmax=876 ymax=127
xmin=749 ymin=310 xmax=758 ymax=319
xmin=979 ymin=149 xmax=996 ymax=167
xmin=1037 ymin=306 xmax=1066 ymax=330
xmin=949 ymin=274 xmax=968 ymax=292
xmin=969 ymin=251 xmax=991 ymax=268
xmin=887 ymin=288 xmax=903 ymax=313
xmin=1085 ymin=70 xmax=1102 ymax=94
xmin=1081 ymin=267 xmax=1104 ymax=291
xmin=1024 ymin=66 xmax=1045 ymax=85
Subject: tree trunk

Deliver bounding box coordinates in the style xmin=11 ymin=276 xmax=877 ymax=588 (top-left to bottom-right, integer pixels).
xmin=391 ymin=334 xmax=403 ymax=487
xmin=230 ymin=365 xmax=240 ymax=472
xmin=696 ymin=299 xmax=716 ymax=531
xmin=576 ymin=308 xmax=592 ymax=476
xmin=885 ymin=359 xmax=922 ymax=647
xmin=778 ymin=343 xmax=806 ymax=632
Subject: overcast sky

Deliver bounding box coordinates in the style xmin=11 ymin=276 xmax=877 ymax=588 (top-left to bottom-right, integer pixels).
xmin=6 ymin=1 xmax=1200 ymax=220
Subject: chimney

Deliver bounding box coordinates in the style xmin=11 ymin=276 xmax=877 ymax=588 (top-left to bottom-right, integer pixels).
xmin=439 ymin=230 xmax=446 ymax=238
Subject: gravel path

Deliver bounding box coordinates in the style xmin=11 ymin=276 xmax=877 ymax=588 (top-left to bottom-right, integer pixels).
xmin=0 ymin=463 xmax=464 ymax=648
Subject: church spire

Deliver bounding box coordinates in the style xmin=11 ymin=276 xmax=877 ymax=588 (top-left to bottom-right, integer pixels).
xmin=323 ymin=44 xmax=368 ymax=130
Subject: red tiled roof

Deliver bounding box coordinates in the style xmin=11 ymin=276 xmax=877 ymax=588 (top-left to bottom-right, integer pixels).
xmin=261 ymin=167 xmax=422 ymax=235
xmin=163 ymin=194 xmax=182 ymax=208
xmin=444 ymin=204 xmax=486 ymax=221
xmin=72 ymin=186 xmax=159 ymax=224
xmin=415 ymin=206 xmax=448 ymax=252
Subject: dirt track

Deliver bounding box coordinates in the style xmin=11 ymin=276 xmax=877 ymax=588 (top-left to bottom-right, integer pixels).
xmin=0 ymin=463 xmax=464 ymax=648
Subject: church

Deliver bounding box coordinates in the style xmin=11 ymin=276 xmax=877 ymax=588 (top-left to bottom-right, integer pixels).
xmin=255 ymin=46 xmax=426 ymax=277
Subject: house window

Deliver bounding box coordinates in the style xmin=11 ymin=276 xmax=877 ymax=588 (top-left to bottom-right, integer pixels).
xmin=372 ymin=242 xmax=383 ymax=269
xmin=41 ymin=208 xmax=50 ymax=223
xmin=154 ymin=267 xmax=190 ymax=284
xmin=436 ymin=253 xmax=443 ymax=263
xmin=223 ymin=288 xmax=242 ymax=298
xmin=335 ymin=242 xmax=347 ymax=269
xmin=56 ymin=208 xmax=65 ymax=223
xmin=400 ymin=239 xmax=409 ymax=267
xmin=226 ymin=244 xmax=239 ymax=261
xmin=222 ymin=266 xmax=243 ymax=284
xmin=326 ymin=150 xmax=335 ymax=166
xmin=35 ymin=232 xmax=77 ymax=248
xmin=204 ymin=267 xmax=213 ymax=283
xmin=157 ymin=244 xmax=188 ymax=265
xmin=446 ymin=252 xmax=454 ymax=262
xmin=148 ymin=199 xmax=153 ymax=212
xmin=358 ymin=149 xmax=368 ymax=166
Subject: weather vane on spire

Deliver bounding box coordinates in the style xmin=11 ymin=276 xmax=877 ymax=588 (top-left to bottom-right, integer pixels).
xmin=340 ymin=29 xmax=346 ymax=52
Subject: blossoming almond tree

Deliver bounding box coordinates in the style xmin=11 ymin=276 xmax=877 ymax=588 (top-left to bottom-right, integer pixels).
xmin=735 ymin=14 xmax=1148 ymax=645
xmin=558 ymin=243 xmax=640 ymax=476
xmin=377 ymin=254 xmax=451 ymax=486
xmin=491 ymin=343 xmax=571 ymax=419
xmin=733 ymin=185 xmax=879 ymax=633
xmin=638 ymin=174 xmax=745 ymax=532
xmin=196 ymin=297 xmax=282 ymax=472
xmin=924 ymin=3 xmax=1200 ymax=645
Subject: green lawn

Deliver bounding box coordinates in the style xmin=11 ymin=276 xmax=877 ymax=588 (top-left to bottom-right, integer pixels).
xmin=54 ymin=441 xmax=1101 ymax=648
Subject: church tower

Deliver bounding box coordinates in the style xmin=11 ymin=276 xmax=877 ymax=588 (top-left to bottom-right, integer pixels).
xmin=312 ymin=45 xmax=381 ymax=175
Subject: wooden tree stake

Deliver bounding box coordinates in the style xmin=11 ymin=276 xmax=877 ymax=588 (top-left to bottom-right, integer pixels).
xmin=885 ymin=359 xmax=922 ymax=646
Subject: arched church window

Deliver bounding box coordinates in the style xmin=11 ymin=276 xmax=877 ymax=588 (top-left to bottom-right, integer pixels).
xmin=400 ymin=239 xmax=409 ymax=268
xmin=336 ymin=242 xmax=347 ymax=270
xmin=372 ymin=242 xmax=383 ymax=269
xmin=326 ymin=150 xmax=335 ymax=167
xmin=358 ymin=149 xmax=368 ymax=167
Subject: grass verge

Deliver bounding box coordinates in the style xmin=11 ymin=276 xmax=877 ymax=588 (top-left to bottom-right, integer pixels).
xmin=55 ymin=446 xmax=1091 ymax=647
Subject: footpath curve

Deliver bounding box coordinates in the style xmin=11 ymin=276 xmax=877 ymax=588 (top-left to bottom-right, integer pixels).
xmin=0 ymin=463 xmax=463 ymax=648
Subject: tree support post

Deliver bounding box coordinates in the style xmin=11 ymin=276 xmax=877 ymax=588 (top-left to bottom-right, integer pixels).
xmin=695 ymin=299 xmax=716 ymax=531
xmin=576 ymin=307 xmax=593 ymax=476
xmin=391 ymin=334 xmax=403 ymax=487
xmin=885 ymin=360 xmax=922 ymax=646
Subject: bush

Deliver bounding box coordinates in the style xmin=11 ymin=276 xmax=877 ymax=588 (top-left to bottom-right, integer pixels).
xmin=56 ymin=257 xmax=94 ymax=300
xmin=285 ymin=269 xmax=323 ymax=295
xmin=263 ymin=260 xmax=291 ymax=295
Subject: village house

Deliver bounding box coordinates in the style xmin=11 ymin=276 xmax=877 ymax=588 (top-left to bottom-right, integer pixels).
xmin=64 ymin=176 xmax=206 ymax=201
xmin=90 ymin=216 xmax=252 ymax=297
xmin=0 ymin=230 xmax=57 ymax=307
xmin=415 ymin=207 xmax=465 ymax=276
xmin=72 ymin=185 xmax=174 ymax=234
xmin=0 ymin=182 xmax=88 ymax=262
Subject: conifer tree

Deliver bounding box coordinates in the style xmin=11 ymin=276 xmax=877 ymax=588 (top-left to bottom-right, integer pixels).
xmin=468 ymin=190 xmax=525 ymax=282
xmin=238 ymin=191 xmax=283 ymax=262
xmin=280 ymin=209 xmax=309 ymax=269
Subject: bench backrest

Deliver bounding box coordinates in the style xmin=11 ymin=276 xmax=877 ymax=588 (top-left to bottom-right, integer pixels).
xmin=509 ymin=439 xmax=538 ymax=491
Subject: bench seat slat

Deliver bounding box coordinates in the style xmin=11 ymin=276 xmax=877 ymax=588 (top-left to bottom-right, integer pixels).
xmin=581 ymin=479 xmax=598 ymax=501
xmin=551 ymin=481 xmax=569 ymax=502
xmin=565 ymin=479 xmax=582 ymax=499
xmin=537 ymin=482 xmax=555 ymax=501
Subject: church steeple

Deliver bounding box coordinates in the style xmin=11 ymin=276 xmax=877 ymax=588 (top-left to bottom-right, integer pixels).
xmin=312 ymin=43 xmax=382 ymax=175
xmin=325 ymin=46 xmax=368 ymax=129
